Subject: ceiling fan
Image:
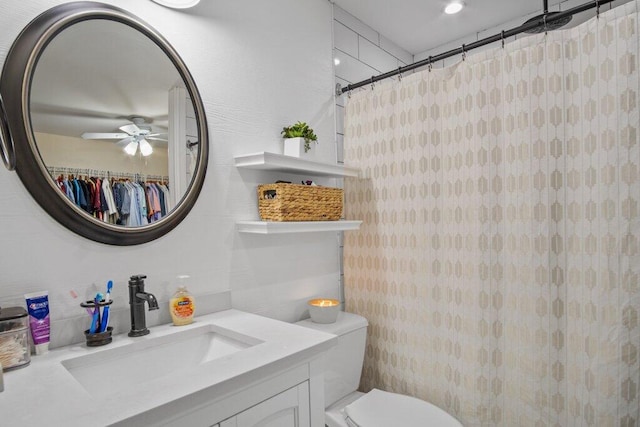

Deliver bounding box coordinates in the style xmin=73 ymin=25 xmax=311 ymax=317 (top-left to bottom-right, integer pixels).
xmin=81 ymin=116 xmax=167 ymax=157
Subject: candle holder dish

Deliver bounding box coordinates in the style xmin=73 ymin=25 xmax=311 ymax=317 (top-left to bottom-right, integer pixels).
xmin=307 ymin=298 xmax=340 ymax=324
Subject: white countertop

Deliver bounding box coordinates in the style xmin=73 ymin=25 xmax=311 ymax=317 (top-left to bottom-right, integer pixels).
xmin=0 ymin=309 xmax=336 ymax=426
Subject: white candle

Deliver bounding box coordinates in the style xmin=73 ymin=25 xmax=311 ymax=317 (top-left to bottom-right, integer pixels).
xmin=309 ymin=299 xmax=339 ymax=307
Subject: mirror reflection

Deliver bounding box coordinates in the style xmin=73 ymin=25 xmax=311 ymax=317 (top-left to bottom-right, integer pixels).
xmin=30 ymin=19 xmax=198 ymax=227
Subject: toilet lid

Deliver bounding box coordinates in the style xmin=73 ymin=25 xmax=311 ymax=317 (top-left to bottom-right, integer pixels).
xmin=343 ymin=389 xmax=462 ymax=427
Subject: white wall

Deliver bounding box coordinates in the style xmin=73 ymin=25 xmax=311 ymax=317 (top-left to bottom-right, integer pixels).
xmin=0 ymin=0 xmax=337 ymax=348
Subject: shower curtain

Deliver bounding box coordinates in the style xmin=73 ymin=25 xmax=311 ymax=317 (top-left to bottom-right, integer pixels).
xmin=343 ymin=2 xmax=639 ymax=426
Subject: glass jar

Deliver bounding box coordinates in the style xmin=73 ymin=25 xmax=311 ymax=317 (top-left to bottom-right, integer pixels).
xmin=0 ymin=306 xmax=31 ymax=370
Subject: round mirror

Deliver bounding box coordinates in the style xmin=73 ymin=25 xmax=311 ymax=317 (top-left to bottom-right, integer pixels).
xmin=0 ymin=93 xmax=15 ymax=171
xmin=0 ymin=2 xmax=208 ymax=245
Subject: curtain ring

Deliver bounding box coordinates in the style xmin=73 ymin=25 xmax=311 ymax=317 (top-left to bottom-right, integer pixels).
xmin=397 ymin=66 xmax=402 ymax=82
xmin=461 ymin=44 xmax=466 ymax=61
xmin=501 ymin=30 xmax=505 ymax=48
xmin=543 ymin=14 xmax=548 ymax=34
xmin=595 ymin=0 xmax=600 ymax=18
xmin=370 ymin=76 xmax=375 ymax=90
xmin=428 ymin=56 xmax=433 ymax=72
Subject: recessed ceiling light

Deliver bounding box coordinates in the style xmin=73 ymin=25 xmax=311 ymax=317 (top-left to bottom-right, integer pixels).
xmin=150 ymin=0 xmax=200 ymax=9
xmin=444 ymin=2 xmax=464 ymax=15
xmin=334 ymin=57 xmax=341 ymax=66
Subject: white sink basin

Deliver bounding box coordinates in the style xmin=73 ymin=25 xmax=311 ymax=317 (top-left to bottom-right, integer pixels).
xmin=61 ymin=324 xmax=262 ymax=398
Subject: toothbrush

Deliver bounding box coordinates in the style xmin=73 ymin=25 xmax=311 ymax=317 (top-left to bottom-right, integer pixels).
xmin=89 ymin=292 xmax=103 ymax=334
xmin=99 ymin=281 xmax=113 ymax=333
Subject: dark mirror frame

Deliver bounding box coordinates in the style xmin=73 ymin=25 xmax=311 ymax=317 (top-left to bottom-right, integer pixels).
xmin=0 ymin=1 xmax=208 ymax=245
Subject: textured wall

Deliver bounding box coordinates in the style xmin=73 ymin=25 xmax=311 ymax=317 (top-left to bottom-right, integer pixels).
xmin=0 ymin=0 xmax=338 ymax=348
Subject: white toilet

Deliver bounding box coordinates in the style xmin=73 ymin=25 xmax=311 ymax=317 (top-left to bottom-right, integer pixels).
xmin=297 ymin=311 xmax=462 ymax=427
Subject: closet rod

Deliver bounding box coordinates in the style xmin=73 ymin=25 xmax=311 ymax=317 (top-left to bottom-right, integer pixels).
xmin=338 ymin=0 xmax=614 ymax=94
xmin=46 ymin=166 xmax=169 ymax=182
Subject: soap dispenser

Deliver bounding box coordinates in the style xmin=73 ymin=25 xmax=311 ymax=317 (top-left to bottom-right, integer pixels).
xmin=170 ymin=275 xmax=195 ymax=326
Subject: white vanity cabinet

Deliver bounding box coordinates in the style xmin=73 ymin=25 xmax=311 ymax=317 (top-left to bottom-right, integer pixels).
xmin=135 ymin=354 xmax=325 ymax=427
xmin=218 ymin=382 xmax=310 ymax=427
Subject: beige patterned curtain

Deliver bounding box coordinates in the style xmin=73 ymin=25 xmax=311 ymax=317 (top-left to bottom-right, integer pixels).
xmin=343 ymin=3 xmax=639 ymax=426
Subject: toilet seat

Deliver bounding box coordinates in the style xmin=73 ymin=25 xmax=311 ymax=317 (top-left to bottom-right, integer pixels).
xmin=340 ymin=389 xmax=462 ymax=427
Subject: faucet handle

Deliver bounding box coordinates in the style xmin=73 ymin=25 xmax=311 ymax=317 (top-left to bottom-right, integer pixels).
xmin=129 ymin=274 xmax=147 ymax=282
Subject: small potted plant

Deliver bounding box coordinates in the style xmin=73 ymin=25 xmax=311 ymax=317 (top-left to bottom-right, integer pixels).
xmin=281 ymin=121 xmax=318 ymax=158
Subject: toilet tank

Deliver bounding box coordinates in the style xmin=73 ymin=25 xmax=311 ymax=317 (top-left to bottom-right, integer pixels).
xmin=296 ymin=311 xmax=368 ymax=407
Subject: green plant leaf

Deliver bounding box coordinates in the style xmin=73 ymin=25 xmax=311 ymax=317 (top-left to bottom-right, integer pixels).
xmin=281 ymin=121 xmax=318 ymax=145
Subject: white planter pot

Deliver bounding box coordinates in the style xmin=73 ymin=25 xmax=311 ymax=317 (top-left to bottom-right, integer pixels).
xmin=283 ymin=137 xmax=316 ymax=160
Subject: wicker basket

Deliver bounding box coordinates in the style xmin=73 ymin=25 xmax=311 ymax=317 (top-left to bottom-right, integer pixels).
xmin=257 ymin=183 xmax=343 ymax=221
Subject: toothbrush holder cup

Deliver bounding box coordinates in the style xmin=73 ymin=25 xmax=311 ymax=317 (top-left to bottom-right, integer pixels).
xmin=84 ymin=326 xmax=113 ymax=347
xmin=80 ymin=299 xmax=114 ymax=346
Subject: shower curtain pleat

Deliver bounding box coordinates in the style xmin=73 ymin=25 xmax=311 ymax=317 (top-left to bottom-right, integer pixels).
xmin=343 ymin=2 xmax=640 ymax=426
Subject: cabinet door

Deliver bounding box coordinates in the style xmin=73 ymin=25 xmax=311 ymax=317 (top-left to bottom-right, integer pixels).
xmin=234 ymin=382 xmax=310 ymax=427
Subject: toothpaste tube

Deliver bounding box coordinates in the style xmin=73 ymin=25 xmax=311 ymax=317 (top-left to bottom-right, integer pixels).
xmin=24 ymin=291 xmax=50 ymax=355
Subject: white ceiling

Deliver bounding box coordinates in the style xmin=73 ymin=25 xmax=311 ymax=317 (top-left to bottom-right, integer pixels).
xmin=331 ymin=0 xmax=566 ymax=55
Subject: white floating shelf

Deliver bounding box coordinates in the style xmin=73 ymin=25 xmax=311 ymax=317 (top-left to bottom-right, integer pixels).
xmin=236 ymin=220 xmax=362 ymax=234
xmin=234 ymin=152 xmax=359 ymax=178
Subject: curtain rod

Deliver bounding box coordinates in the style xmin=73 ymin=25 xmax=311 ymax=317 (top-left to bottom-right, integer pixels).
xmin=338 ymin=0 xmax=615 ymax=94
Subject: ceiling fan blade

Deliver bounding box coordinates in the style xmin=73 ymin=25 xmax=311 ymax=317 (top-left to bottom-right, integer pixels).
xmin=81 ymin=132 xmax=129 ymax=139
xmin=119 ymin=124 xmax=141 ymax=135
xmin=116 ymin=136 xmax=134 ymax=147
xmin=146 ymin=136 xmax=168 ymax=142
xmin=146 ymin=132 xmax=167 ymax=137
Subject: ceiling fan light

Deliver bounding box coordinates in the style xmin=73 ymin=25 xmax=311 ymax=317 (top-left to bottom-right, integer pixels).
xmin=139 ymin=139 xmax=153 ymax=157
xmin=124 ymin=141 xmax=138 ymax=156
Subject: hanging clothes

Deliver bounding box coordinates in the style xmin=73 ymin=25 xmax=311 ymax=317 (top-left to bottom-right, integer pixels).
xmin=49 ymin=169 xmax=169 ymax=228
xmin=145 ymin=183 xmax=163 ymax=223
